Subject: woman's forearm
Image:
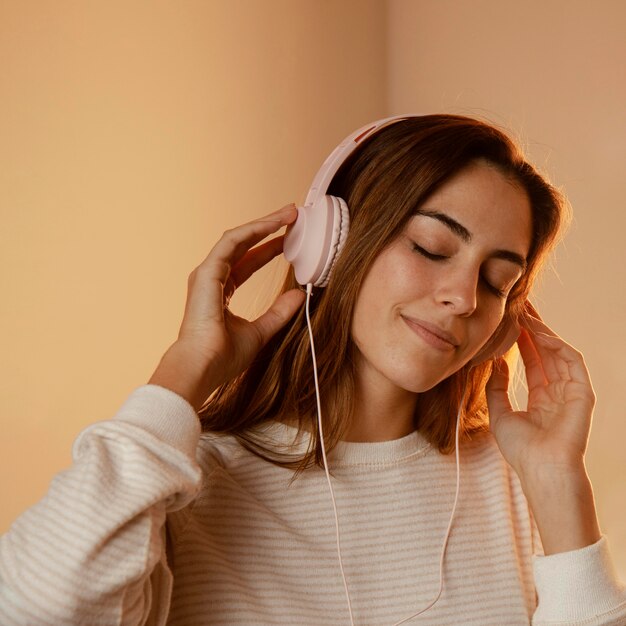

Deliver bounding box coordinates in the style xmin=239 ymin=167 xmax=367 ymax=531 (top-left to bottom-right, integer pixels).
xmin=148 ymin=342 xmax=220 ymax=413
xmin=519 ymin=464 xmax=602 ymax=556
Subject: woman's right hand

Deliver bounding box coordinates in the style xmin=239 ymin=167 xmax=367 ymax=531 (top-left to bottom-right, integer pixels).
xmin=148 ymin=203 xmax=305 ymax=411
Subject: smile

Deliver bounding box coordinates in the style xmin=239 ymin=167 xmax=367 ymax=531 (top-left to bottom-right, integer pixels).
xmin=401 ymin=315 xmax=458 ymax=352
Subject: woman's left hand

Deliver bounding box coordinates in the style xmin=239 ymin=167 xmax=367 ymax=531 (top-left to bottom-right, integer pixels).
xmin=485 ymin=305 xmax=597 ymax=483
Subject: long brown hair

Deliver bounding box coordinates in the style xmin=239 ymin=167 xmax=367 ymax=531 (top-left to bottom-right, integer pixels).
xmin=197 ymin=114 xmax=569 ymax=475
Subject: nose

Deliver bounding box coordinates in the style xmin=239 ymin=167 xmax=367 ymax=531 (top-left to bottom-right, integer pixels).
xmin=436 ymin=267 xmax=478 ymax=316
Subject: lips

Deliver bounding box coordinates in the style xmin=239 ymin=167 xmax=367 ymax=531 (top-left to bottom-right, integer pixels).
xmin=401 ymin=315 xmax=460 ymax=350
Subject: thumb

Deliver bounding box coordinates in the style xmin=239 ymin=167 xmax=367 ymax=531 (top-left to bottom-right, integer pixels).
xmin=485 ymin=357 xmax=514 ymax=427
xmin=252 ymin=288 xmax=306 ymax=348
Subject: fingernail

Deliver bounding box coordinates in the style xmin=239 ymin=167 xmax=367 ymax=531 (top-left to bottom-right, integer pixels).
xmin=279 ymin=203 xmax=298 ymax=222
xmin=266 ymin=203 xmax=297 ymax=222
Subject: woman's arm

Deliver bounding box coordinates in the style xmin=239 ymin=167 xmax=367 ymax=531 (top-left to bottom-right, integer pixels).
xmin=519 ymin=463 xmax=601 ymax=556
xmin=0 ymin=384 xmax=203 ymax=626
xmin=1 ymin=204 xmax=304 ymax=625
xmin=486 ymin=309 xmax=601 ymax=554
xmin=486 ymin=310 xmax=626 ymax=624
xmin=152 ymin=203 xmax=304 ymax=412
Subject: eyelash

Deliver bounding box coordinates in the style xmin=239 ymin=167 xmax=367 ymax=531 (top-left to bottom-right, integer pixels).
xmin=412 ymin=243 xmax=507 ymax=299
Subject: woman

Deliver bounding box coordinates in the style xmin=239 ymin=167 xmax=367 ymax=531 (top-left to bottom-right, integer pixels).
xmin=1 ymin=115 xmax=624 ymax=625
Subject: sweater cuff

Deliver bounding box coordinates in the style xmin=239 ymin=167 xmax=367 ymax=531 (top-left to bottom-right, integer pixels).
xmin=110 ymin=384 xmax=201 ymax=459
xmin=533 ymin=534 xmax=626 ymax=623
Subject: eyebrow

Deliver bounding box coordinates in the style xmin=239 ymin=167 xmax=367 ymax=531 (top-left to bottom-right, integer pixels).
xmin=414 ymin=208 xmax=528 ymax=271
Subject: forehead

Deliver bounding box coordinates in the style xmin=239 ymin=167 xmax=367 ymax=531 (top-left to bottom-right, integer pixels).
xmin=414 ymin=161 xmax=532 ymax=254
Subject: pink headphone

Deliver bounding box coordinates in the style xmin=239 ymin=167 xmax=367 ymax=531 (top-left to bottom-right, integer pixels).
xmin=283 ymin=114 xmax=418 ymax=287
xmin=283 ymin=113 xmax=520 ymax=362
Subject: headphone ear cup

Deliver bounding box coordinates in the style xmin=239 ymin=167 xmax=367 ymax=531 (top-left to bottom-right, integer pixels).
xmin=316 ymin=196 xmax=349 ymax=287
xmin=283 ymin=195 xmax=350 ymax=287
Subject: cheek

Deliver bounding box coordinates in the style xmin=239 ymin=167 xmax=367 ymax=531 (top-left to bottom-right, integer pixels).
xmin=377 ymin=243 xmax=431 ymax=292
xmin=351 ymin=254 xmax=397 ymax=340
xmin=351 ymin=252 xmax=432 ymax=364
xmin=486 ymin=305 xmax=506 ymax=332
xmin=351 ymin=274 xmax=388 ymax=346
xmin=353 ymin=249 xmax=419 ymax=319
xmin=471 ymin=304 xmax=507 ymax=352
xmin=353 ymin=244 xmax=443 ymax=335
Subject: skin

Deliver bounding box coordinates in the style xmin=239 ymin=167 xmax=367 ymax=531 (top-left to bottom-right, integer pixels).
xmin=151 ymin=187 xmax=602 ymax=555
xmin=347 ymin=159 xmax=531 ymax=442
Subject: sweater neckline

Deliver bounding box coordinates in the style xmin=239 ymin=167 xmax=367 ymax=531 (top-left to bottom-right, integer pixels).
xmin=330 ymin=429 xmax=432 ymax=466
xmin=253 ymin=420 xmax=432 ymax=467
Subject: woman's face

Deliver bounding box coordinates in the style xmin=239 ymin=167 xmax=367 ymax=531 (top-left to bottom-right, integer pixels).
xmin=350 ymin=159 xmax=532 ymax=394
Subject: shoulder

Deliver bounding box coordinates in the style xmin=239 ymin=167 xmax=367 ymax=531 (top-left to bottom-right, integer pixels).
xmin=195 ymin=419 xmax=308 ymax=476
xmin=195 ymin=431 xmax=244 ymax=476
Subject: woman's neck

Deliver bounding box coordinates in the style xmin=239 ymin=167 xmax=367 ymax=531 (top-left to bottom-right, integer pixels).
xmin=278 ymin=367 xmax=418 ymax=443
xmin=341 ymin=374 xmax=418 ymax=442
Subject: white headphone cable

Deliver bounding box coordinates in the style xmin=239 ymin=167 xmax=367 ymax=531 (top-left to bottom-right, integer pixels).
xmin=304 ymin=282 xmax=466 ymax=625
xmin=305 ymin=283 xmax=355 ymax=624
xmin=391 ymin=386 xmax=465 ymax=624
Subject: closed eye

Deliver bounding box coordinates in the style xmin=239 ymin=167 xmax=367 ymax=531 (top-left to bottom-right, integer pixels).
xmin=412 ymin=243 xmax=448 ymax=261
xmin=412 ymin=242 xmax=508 ymax=298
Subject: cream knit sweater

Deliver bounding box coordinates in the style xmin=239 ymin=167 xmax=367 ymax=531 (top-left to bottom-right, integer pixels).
xmin=1 ymin=384 xmax=625 ymax=625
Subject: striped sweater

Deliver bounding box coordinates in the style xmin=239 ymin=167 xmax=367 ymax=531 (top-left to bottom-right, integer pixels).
xmin=1 ymin=384 xmax=625 ymax=625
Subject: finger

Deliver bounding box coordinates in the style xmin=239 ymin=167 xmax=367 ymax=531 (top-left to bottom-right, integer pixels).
xmin=516 ymin=328 xmax=550 ymax=389
xmin=200 ymin=204 xmax=297 ymax=284
xmin=183 ymin=267 xmax=226 ymax=325
xmin=182 ymin=205 xmax=297 ymax=327
xmin=524 ymin=300 xmax=543 ymax=322
xmin=524 ymin=327 xmax=571 ymax=381
xmin=522 ymin=308 xmax=591 ymax=383
xmin=531 ymin=332 xmax=594 ymax=389
xmin=225 ymin=235 xmax=286 ymax=301
xmin=521 ymin=310 xmax=559 ymax=338
xmin=521 ymin=309 xmax=576 ymax=378
xmin=519 ymin=303 xmax=574 ymax=380
xmin=519 ymin=326 xmax=570 ymax=385
xmin=251 ymin=288 xmax=306 ymax=347
xmin=485 ymin=358 xmax=514 ymax=425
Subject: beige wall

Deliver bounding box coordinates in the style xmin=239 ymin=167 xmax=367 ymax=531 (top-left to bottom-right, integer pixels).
xmin=0 ymin=0 xmax=386 ymax=527
xmin=388 ymin=0 xmax=626 ymax=577
xmin=1 ymin=0 xmax=624 ymax=579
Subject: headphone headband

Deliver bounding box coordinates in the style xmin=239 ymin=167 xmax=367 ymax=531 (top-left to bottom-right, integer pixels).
xmin=303 ymin=113 xmax=422 ymax=208
xmin=285 ymin=113 xmax=423 ymax=286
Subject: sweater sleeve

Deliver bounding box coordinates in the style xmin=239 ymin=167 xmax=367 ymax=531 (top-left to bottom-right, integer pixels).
xmin=531 ymin=534 xmax=626 ymax=625
xmin=0 ymin=384 xmax=203 ymax=626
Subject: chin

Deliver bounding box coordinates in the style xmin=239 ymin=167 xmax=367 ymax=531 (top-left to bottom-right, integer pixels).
xmin=354 ymin=344 xmax=465 ymax=395
xmin=388 ymin=366 xmax=453 ymax=394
